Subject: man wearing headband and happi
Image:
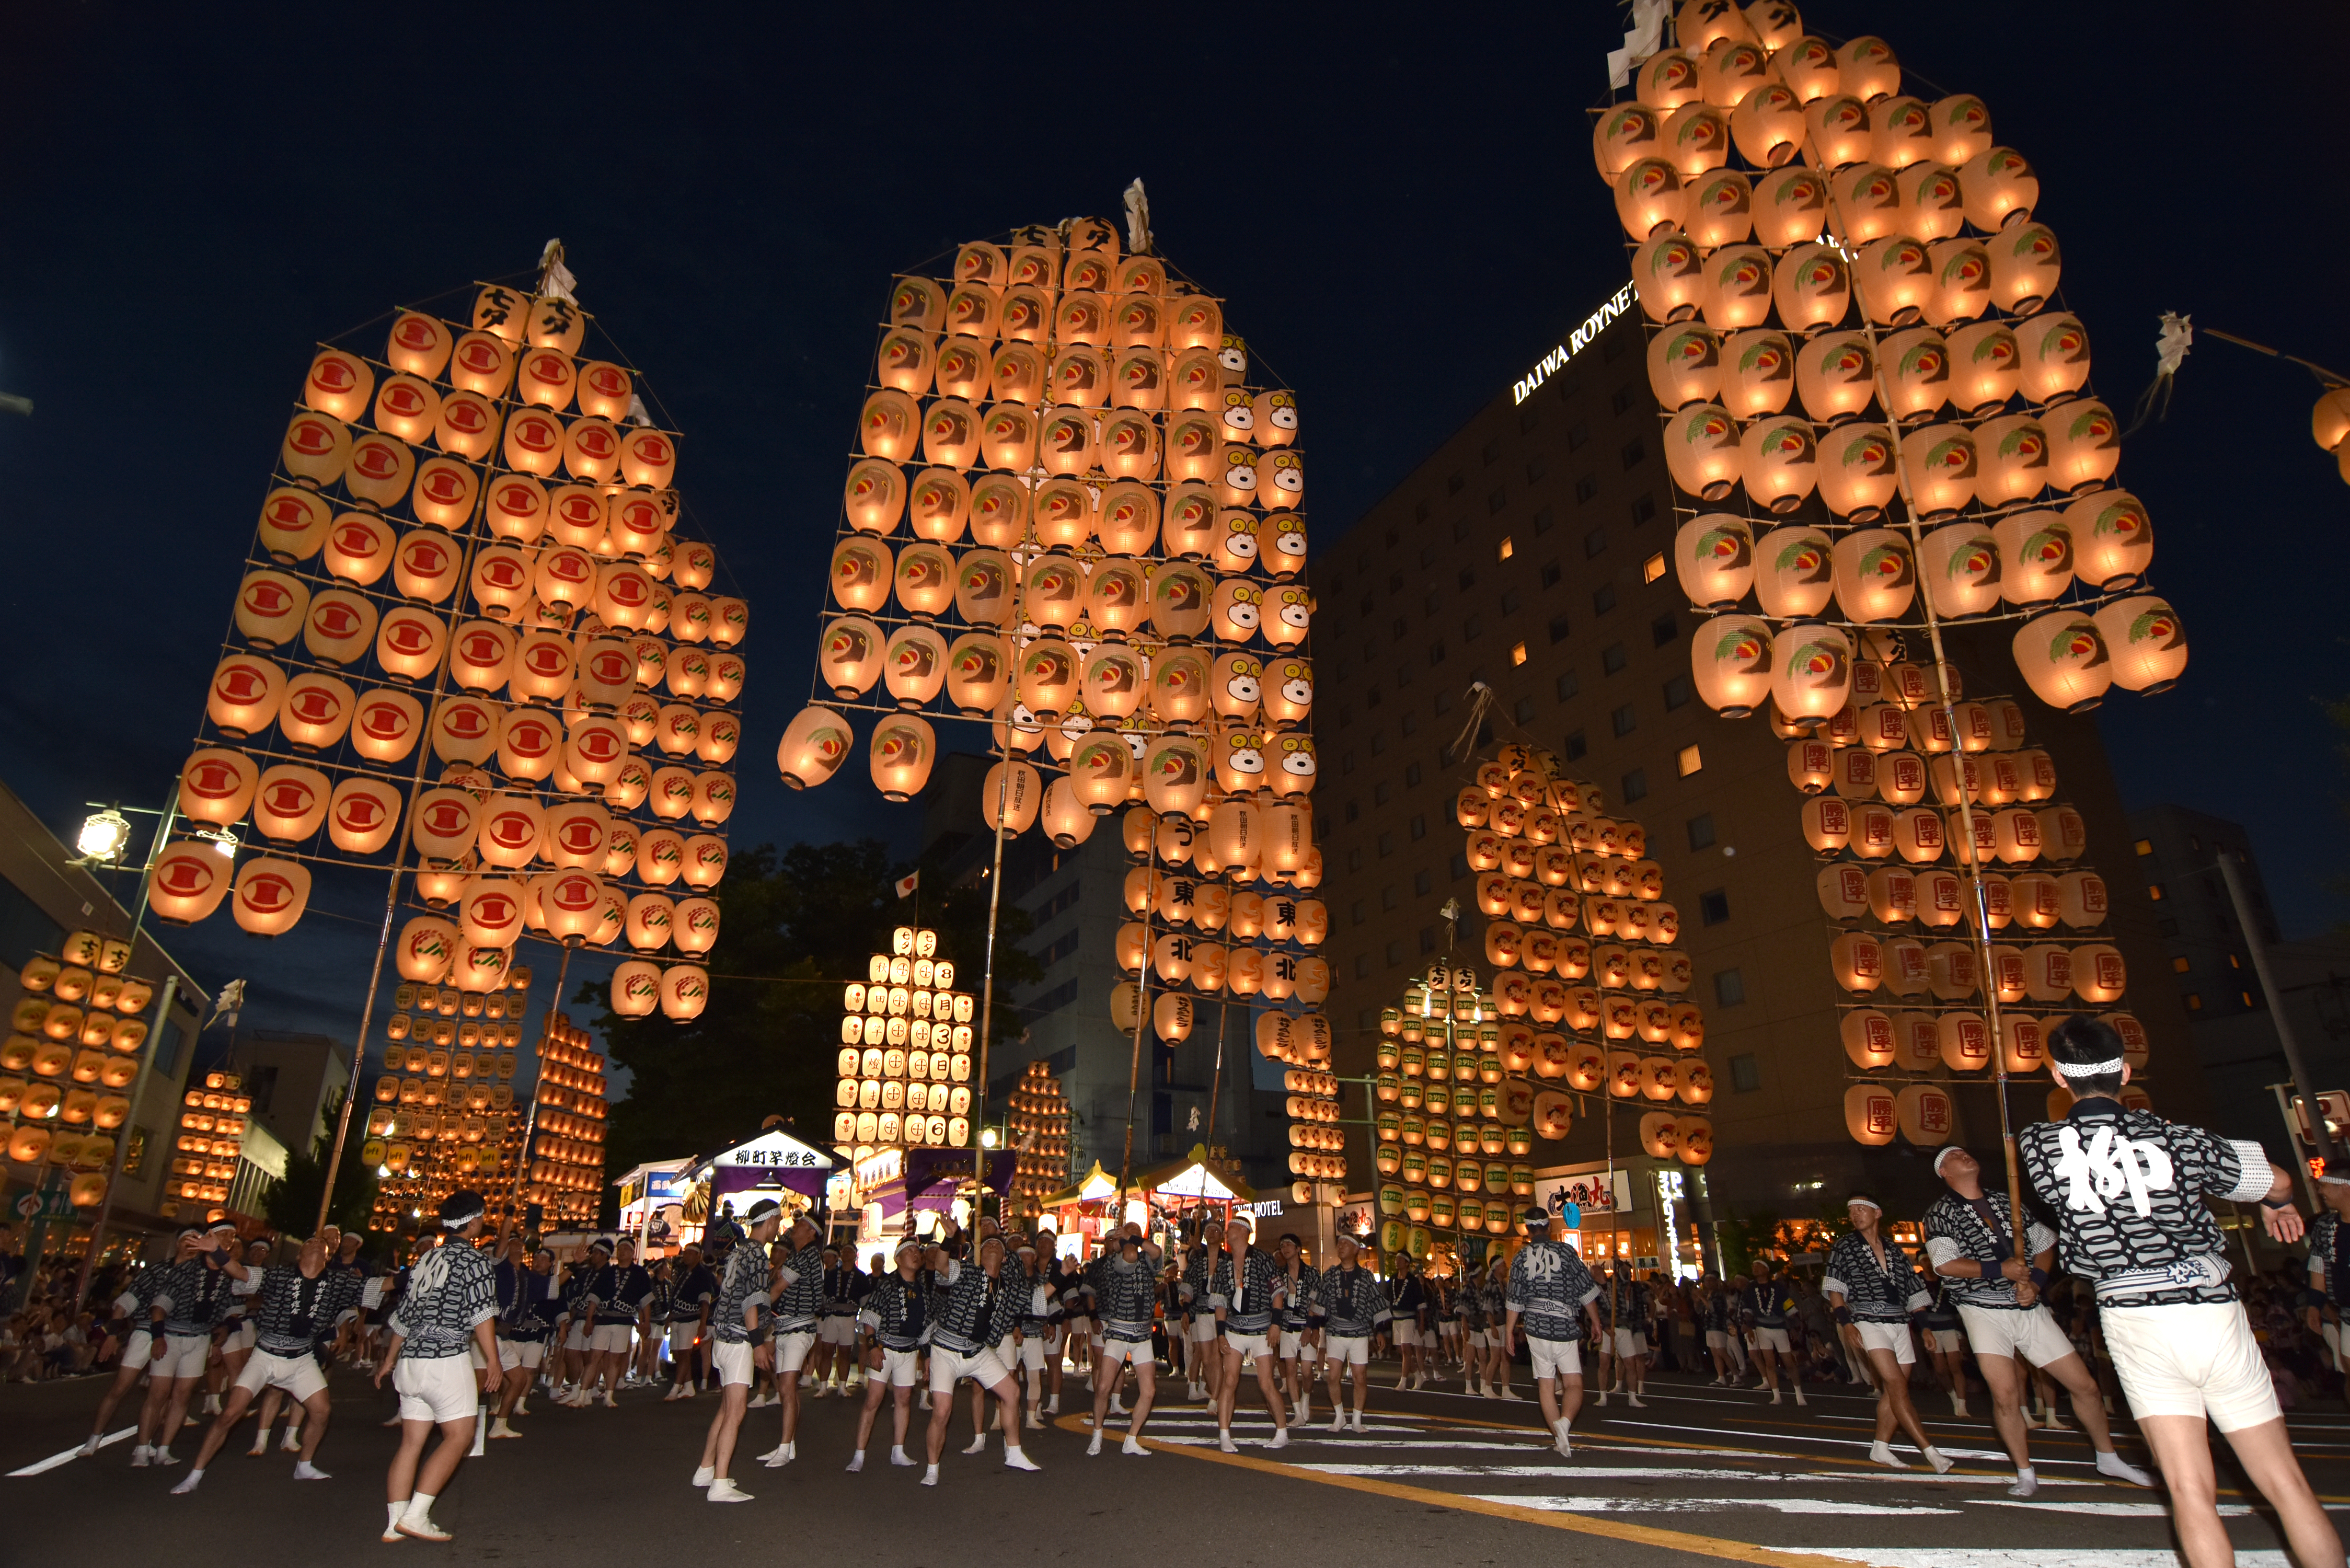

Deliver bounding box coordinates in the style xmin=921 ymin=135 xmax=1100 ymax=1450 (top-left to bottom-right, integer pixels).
xmin=1925 ymin=1143 xmax=2150 ymax=1496
xmin=2303 ymin=1167 xmax=2350 ymax=1375
xmin=1822 ymin=1193 xmax=1950 ymax=1473
xmin=752 ymin=1213 xmax=827 ymax=1469
xmin=847 ymin=1238 xmax=932 ymax=1472
xmin=80 ymin=1228 xmax=193 ymax=1462
xmin=2019 ymin=1015 xmax=2337 ymax=1566
xmin=1084 ymin=1221 xmax=1164 ymax=1456
xmin=137 ymin=1221 xmax=248 ymax=1469
xmin=693 ymin=1196 xmax=783 ymax=1502
xmin=374 ymin=1191 xmax=500 ymax=1543
xmin=919 ymin=1231 xmax=1041 ymax=1485
xmin=1505 ymin=1203 xmax=1604 ymax=1457
xmin=1317 ymin=1231 xmax=1390 ymax=1430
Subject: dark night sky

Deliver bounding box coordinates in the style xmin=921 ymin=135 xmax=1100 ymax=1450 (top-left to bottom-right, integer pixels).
xmin=0 ymin=2 xmax=2344 ymax=1050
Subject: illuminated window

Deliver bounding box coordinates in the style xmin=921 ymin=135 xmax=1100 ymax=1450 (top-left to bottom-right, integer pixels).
xmin=2229 ymin=953 xmax=2243 ymax=970
xmin=1497 ymin=537 xmax=1514 ymax=561
xmin=1642 ymin=552 xmax=1667 ymax=583
xmin=2134 ymin=838 xmax=2154 ymax=856
xmin=1510 ymin=641 xmax=1528 ymax=666
xmin=2148 ymin=883 xmax=2164 ymax=901
xmin=2171 ymin=955 xmax=2191 ymax=973
xmin=1677 ymin=743 xmax=1703 ymax=777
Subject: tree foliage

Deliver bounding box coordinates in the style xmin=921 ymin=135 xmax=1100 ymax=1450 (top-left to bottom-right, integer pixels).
xmin=259 ymin=1089 xmax=377 ymax=1238
xmin=579 ymin=839 xmax=1040 ymax=1220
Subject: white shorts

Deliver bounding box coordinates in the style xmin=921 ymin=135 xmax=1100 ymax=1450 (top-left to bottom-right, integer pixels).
xmin=1064 ymin=1315 xmax=1093 ymax=1342
xmin=394 ymin=1354 xmax=479 ymax=1424
xmin=498 ymin=1338 xmax=546 ymax=1371
xmin=1704 ymin=1329 xmax=1730 ymax=1350
xmin=712 ymin=1340 xmax=755 ymax=1388
xmin=2100 ymin=1300 xmax=2282 ymax=1433
xmin=1467 ymin=1329 xmax=1489 ymax=1349
xmin=1610 ymin=1329 xmax=1649 ymax=1359
xmin=928 ymin=1344 xmax=1011 ymax=1396
xmin=1017 ymin=1334 xmax=1047 ymax=1371
xmin=1853 ymin=1320 xmax=1915 ymax=1366
xmin=1956 ymin=1304 xmax=2073 ymax=1369
xmin=1921 ymin=1325 xmax=1967 ymax=1355
xmin=467 ymin=1340 xmax=489 ymax=1371
xmin=1438 ymin=1320 xmax=1459 ymax=1338
xmin=1327 ymin=1333 xmax=1370 ymax=1367
xmin=876 ymin=1346 xmax=921 ymax=1387
xmin=119 ymin=1329 xmax=154 ymax=1370
xmin=1279 ymin=1331 xmax=1317 ymax=1361
xmin=820 ymin=1317 xmax=856 ymax=1346
xmin=1528 ymin=1335 xmax=1583 ymax=1383
xmin=236 ymin=1347 xmax=326 ymax=1402
xmin=1224 ymin=1329 xmax=1270 ymax=1361
xmin=1392 ymin=1321 xmax=1422 ymax=1348
xmin=590 ymin=1323 xmax=633 ymax=1355
xmin=235 ymin=1320 xmax=259 ymax=1350
xmin=563 ymin=1322 xmax=590 ymax=1352
xmin=1751 ymin=1326 xmax=1792 ymax=1354
xmin=773 ymin=1329 xmax=816 ymax=1374
xmin=153 ymin=1333 xmax=212 ymax=1380
xmin=1098 ymin=1335 xmax=1152 ymax=1368
xmin=666 ymin=1325 xmax=701 ymax=1362
xmin=1184 ymin=1315 xmax=1216 ymax=1344
xmin=2324 ymin=1321 xmax=2342 ymax=1374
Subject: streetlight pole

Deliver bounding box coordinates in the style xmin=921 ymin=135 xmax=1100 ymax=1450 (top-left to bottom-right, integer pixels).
xmin=2218 ymin=852 xmax=2338 ymax=1172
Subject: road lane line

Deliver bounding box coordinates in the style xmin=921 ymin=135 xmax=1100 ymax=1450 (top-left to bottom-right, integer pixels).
xmin=8 ymin=1427 xmax=134 ymax=1477
xmin=1470 ymin=1494 xmax=1961 ymax=1517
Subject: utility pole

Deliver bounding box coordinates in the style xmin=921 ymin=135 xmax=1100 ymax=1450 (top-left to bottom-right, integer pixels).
xmin=2218 ymin=853 xmax=2337 ymax=1172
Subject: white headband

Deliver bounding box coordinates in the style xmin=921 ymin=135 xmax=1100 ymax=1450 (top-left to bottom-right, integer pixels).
xmin=2055 ymin=1057 xmax=2125 ymax=1079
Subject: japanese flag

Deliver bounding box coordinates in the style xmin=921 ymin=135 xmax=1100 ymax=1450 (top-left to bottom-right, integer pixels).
xmin=894 ymin=870 xmax=919 ymax=900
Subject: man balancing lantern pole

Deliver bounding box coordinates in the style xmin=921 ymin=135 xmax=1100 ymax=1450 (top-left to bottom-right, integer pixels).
xmin=2019 ymin=1015 xmax=2340 ymax=1567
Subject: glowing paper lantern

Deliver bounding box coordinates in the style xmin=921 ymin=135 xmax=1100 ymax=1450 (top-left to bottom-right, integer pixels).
xmin=2066 ymin=490 xmax=2155 ymax=590
xmin=231 ymin=857 xmax=311 ymax=936
xmin=2011 ymin=610 xmax=2111 ymax=713
xmin=1769 ymin=622 xmax=1852 ymax=722
xmin=148 ymin=841 xmax=234 ymax=925
xmin=869 ymin=714 xmax=934 ymax=802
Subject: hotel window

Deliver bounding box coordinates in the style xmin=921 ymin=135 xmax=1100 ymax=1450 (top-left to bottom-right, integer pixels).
xmin=1676 ymin=743 xmax=1703 ymax=777
xmin=1497 ymin=536 xmax=1514 ymax=561
xmin=1510 ymin=641 xmax=1528 ymax=666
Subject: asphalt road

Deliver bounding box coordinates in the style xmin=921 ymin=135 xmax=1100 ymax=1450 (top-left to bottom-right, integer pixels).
xmin=5 ymin=1356 xmax=2347 ymax=1566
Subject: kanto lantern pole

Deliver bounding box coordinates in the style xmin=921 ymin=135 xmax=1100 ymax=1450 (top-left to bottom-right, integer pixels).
xmin=506 ymin=943 xmax=575 ymax=1228
xmin=2219 ymin=852 xmax=2338 ymax=1170
xmin=1202 ymin=1000 xmax=1229 ymax=1151
xmin=1116 ymin=897 xmax=1155 ymax=1208
xmin=971 ymin=744 xmax=1012 ymax=1219
xmin=77 ymin=785 xmax=181 ymax=1306
xmin=316 ymin=473 xmax=496 ymax=1236
xmin=1818 ymin=168 xmax=2028 ymax=1249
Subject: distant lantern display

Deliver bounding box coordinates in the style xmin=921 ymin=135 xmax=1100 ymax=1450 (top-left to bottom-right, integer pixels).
xmin=830 ymin=926 xmax=978 ymax=1163
xmin=1588 ymin=13 xmax=2167 ymax=1147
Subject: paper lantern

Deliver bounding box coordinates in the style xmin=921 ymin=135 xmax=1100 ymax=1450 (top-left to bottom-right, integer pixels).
xmin=2043 ymin=400 xmax=2120 ymax=494
xmin=1788 ymin=736 xmax=1833 ymax=793
xmin=1841 ymin=1009 xmax=1896 ymax=1069
xmin=868 ymin=714 xmax=934 ymax=802
xmin=1752 ymin=162 xmax=1828 ymax=246
xmin=1699 ymin=245 xmax=1773 ymax=330
xmin=1739 ymin=415 xmax=1816 ymax=512
xmin=977 ymin=759 xmax=1042 ymax=835
xmin=146 ymin=841 xmax=233 ymax=925
xmin=1852 ymin=235 xmax=1932 ymax=327
xmin=2037 ymin=805 xmax=2088 ymax=862
xmin=250 ymin=763 xmax=329 ymax=841
xmin=1895 ymin=1083 xmax=1953 ymax=1147
xmin=1936 ymin=1011 xmax=1991 ymax=1073
xmin=2071 ymin=943 xmax=2126 ymax=1004
xmin=1817 ymin=862 xmax=1869 ymax=921
xmin=2011 ymin=610 xmax=2110 ymax=713
xmin=658 ymin=964 xmax=708 ymax=1022
xmin=882 ymin=624 xmax=948 ymax=709
xmin=1830 ymin=529 xmax=1915 ymax=624
xmin=2066 ymin=489 xmax=2155 ymax=591
xmin=1662 ymin=403 xmax=1741 ymax=500
xmin=1830 ymin=160 xmax=1902 ymax=243
xmin=1954 ymin=145 xmax=2037 ymax=232
xmin=1830 ymin=930 xmax=1883 ymax=992
xmin=231 ymin=857 xmax=310 ymax=936
xmin=1632 ymin=232 xmax=1707 ymax=328
xmin=1923 ymin=237 xmax=1991 ymax=328
xmin=1614 ymin=157 xmax=1685 ymax=238
xmin=1803 ymin=92 xmax=1871 ymax=167
xmin=206 ymin=653 xmax=283 ymax=739
xmin=1684 ymin=167 xmax=1753 ymax=248
xmin=177 ymin=747 xmax=258 ymax=828
xmin=1898 ymin=424 xmax=1976 ymax=518
xmin=1769 ymin=622 xmax=1852 ymax=722
xmin=1731 ymin=78 xmax=1805 ymax=167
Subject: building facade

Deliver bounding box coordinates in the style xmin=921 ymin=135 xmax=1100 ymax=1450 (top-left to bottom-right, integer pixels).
xmin=0 ymin=780 xmax=210 ymax=1261
xmin=1306 ymin=286 xmax=2209 ymax=1246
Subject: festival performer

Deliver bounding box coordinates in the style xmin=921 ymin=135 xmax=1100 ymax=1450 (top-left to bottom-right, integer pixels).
xmin=1821 ymin=1195 xmax=1952 ymax=1472
xmin=814 ymin=1245 xmax=856 ymax=1397
xmin=1274 ymin=1231 xmax=1320 ymax=1424
xmin=168 ymin=1233 xmax=361 ymax=1492
xmin=137 ymin=1221 xmax=247 ymax=1467
xmin=1593 ymin=1257 xmax=1649 ymax=1409
xmin=920 ymin=1233 xmax=1039 ymax=1484
xmin=1208 ymin=1213 xmax=1288 ymax=1452
xmin=1317 ymin=1232 xmax=1390 ymax=1429
xmin=211 ymin=1237 xmax=271 ymax=1413
xmin=374 ymin=1192 xmax=500 ymax=1543
xmin=487 ymin=1241 xmax=560 ymax=1438
xmin=1385 ymin=1251 xmax=1427 ymax=1390
xmin=1177 ymin=1217 xmax=1222 ymax=1401
xmin=753 ymin=1214 xmax=826 ymax=1468
xmin=692 ymin=1197 xmax=782 ymax=1502
xmin=1914 ymin=1274 xmax=1972 ymax=1416
xmin=2018 ymin=1017 xmax=2332 ymax=1565
xmin=1925 ymin=1145 xmax=2150 ymax=1494
xmin=1697 ymin=1272 xmax=1742 ymax=1386
xmin=1735 ymin=1258 xmax=1804 ymax=1406
xmin=664 ymin=1242 xmax=716 ymax=1400
xmin=848 ymin=1239 xmax=930 ymax=1472
xmin=2305 ymin=1173 xmax=2350 ymax=1374
xmin=1014 ymin=1243 xmax=1056 ymax=1429
xmin=579 ymin=1237 xmax=655 ymax=1406
xmin=81 ymin=1229 xmax=190 ymax=1459
xmin=1084 ymin=1222 xmax=1162 ymax=1456
xmin=1477 ymin=1253 xmax=1517 ymax=1399
xmin=1504 ymin=1205 xmax=1603 ymax=1457
xmin=551 ymin=1244 xmax=595 ymax=1403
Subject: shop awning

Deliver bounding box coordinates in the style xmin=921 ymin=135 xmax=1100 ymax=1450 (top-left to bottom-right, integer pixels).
xmin=1036 ymin=1161 xmax=1119 ymax=1210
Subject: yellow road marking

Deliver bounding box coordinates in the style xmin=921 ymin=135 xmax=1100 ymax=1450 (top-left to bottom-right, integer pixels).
xmin=1049 ymin=1415 xmax=1881 ymax=1566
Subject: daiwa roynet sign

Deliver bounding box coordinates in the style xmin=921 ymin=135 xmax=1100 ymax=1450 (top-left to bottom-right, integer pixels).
xmin=1511 ymin=281 xmax=1637 ymax=405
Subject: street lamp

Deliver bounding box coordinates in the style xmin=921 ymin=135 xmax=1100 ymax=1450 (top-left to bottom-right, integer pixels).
xmin=75 ymin=807 xmax=131 ymax=865
xmin=980 ymin=1128 xmax=998 ymax=1148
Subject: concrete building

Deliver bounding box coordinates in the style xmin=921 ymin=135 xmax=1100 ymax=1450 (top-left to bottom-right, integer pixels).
xmin=224 ymin=1028 xmax=352 ymax=1162
xmin=2127 ymin=803 xmax=2350 ymax=1174
xmin=1305 ymin=280 xmax=2209 ymax=1256
xmin=0 ymin=780 xmax=209 ymax=1262
xmin=917 ymin=752 xmax=1280 ymax=1197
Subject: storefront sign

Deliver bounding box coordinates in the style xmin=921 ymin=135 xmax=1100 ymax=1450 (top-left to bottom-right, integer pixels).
xmin=1512 ymin=282 xmax=1637 ymax=406
xmin=1529 ymin=1162 xmax=1633 ymax=1218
